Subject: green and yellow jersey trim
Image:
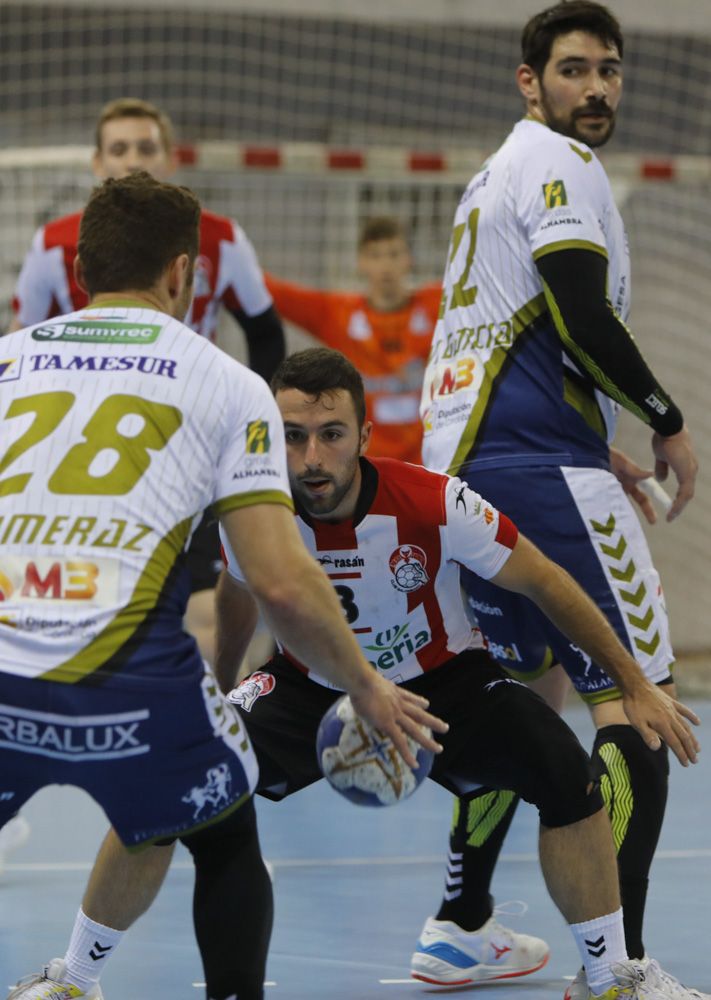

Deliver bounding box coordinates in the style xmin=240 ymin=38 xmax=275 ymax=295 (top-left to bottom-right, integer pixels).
xmin=41 ymin=492 xmax=292 ymax=683
xmin=533 ymin=239 xmax=607 ymax=262
xmin=213 ymin=490 xmax=294 ymax=516
xmin=447 ymin=292 xmax=547 ymax=476
xmin=40 ymin=515 xmax=195 ymax=683
xmin=563 ymin=374 xmax=607 ymax=439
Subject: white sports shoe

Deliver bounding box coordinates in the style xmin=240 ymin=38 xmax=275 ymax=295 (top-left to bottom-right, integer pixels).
xmin=564 ymin=959 xmax=711 ymax=1000
xmin=0 ymin=814 xmax=31 ymax=873
xmin=6 ymin=959 xmax=104 ymax=1000
xmin=410 ymin=914 xmax=549 ymax=986
xmin=565 ymin=967 xmax=588 ymax=1000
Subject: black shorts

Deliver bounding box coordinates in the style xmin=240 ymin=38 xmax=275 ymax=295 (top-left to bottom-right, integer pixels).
xmin=233 ymin=652 xmax=602 ymax=828
xmin=186 ymin=513 xmax=223 ymax=594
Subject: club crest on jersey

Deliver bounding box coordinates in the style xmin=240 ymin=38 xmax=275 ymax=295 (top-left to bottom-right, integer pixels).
xmin=542 ymin=179 xmax=568 ymax=209
xmin=228 ymin=671 xmax=276 ymax=712
xmin=246 ymin=419 xmax=271 ymax=454
xmin=388 ymin=544 xmax=429 ymax=593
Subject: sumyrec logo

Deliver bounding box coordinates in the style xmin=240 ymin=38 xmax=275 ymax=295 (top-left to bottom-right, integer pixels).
xmin=32 ymin=321 xmax=162 ymax=344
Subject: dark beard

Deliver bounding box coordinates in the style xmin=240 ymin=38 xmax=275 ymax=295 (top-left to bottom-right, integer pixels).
xmin=540 ymin=95 xmax=616 ymax=148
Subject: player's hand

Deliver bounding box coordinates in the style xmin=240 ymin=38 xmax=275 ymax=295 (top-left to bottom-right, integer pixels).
xmin=349 ymin=673 xmax=448 ymax=769
xmin=622 ymin=683 xmax=700 ymax=767
xmin=652 ymin=424 xmax=698 ymax=522
xmin=609 ymin=446 xmax=656 ymax=525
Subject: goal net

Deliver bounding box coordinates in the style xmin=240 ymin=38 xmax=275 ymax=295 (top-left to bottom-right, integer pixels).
xmin=1 ymin=1 xmax=709 ymax=658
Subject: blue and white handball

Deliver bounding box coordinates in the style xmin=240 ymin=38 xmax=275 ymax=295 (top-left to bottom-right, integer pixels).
xmin=316 ymin=695 xmax=435 ymax=806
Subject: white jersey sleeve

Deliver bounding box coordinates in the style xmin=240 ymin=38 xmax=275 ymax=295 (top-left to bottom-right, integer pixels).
xmin=441 ymin=477 xmax=518 ymax=580
xmin=12 ymin=227 xmax=70 ymax=327
xmin=212 ymin=367 xmax=291 ymax=513
xmin=217 ymin=222 xmax=273 ymax=318
xmin=514 ymin=131 xmax=610 ymax=260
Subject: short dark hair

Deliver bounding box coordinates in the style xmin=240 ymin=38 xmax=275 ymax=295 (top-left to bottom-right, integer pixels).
xmin=271 ymin=348 xmax=367 ymax=428
xmin=95 ymin=97 xmax=174 ymax=152
xmin=78 ymin=172 xmax=200 ymax=297
xmin=358 ymin=216 xmax=409 ymax=250
xmin=522 ymin=1 xmax=623 ymax=76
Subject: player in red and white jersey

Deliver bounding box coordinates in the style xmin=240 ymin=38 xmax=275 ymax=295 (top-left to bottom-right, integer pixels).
xmin=225 ymin=449 xmax=514 ymax=685
xmin=9 ymin=98 xmax=285 ymax=376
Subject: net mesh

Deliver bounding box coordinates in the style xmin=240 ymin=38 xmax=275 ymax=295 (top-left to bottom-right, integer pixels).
xmin=2 ymin=5 xmax=711 ymax=152
xmin=1 ymin=3 xmax=709 ymax=655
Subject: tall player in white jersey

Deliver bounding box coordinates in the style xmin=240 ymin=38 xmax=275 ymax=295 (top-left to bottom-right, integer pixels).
xmin=419 ymin=4 xmax=702 ymax=999
xmin=2 ymin=175 xmax=445 ymax=1000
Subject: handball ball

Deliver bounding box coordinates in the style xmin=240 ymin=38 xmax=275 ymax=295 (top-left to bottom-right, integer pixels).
xmin=316 ymin=695 xmax=434 ymax=806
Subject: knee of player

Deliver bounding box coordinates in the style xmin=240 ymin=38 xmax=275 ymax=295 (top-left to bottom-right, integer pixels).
xmin=524 ymin=732 xmax=603 ymax=828
xmin=181 ymin=797 xmax=259 ymax=863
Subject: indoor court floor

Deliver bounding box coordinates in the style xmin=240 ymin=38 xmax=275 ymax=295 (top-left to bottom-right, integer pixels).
xmin=2 ymin=699 xmax=710 ymax=999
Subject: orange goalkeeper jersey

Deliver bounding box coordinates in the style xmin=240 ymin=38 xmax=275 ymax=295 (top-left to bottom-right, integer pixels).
xmin=266 ymin=275 xmax=441 ymax=463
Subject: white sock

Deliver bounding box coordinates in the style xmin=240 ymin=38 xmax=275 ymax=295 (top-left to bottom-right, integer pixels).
xmin=569 ymin=907 xmax=627 ymax=995
xmin=63 ymin=908 xmax=124 ymax=992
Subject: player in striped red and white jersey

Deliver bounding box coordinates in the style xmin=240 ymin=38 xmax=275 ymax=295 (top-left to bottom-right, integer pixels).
xmin=9 ymin=98 xmax=284 ymax=374
xmin=216 ymin=347 xmax=698 ymax=994
xmin=225 ymin=450 xmax=515 ymax=685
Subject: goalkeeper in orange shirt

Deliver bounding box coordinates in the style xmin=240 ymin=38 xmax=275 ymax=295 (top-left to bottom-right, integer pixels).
xmin=265 ymin=216 xmax=440 ymax=464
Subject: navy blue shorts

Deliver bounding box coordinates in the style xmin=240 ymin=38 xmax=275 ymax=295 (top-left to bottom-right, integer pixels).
xmin=0 ymin=664 xmax=258 ymax=847
xmin=460 ymin=464 xmax=673 ymax=702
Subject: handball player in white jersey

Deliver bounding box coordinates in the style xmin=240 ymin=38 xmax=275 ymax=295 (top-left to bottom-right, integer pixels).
xmin=0 ymin=97 xmax=286 ymax=873
xmin=2 ymin=177 xmax=444 ymax=1000
xmin=419 ymin=3 xmax=701 ymax=997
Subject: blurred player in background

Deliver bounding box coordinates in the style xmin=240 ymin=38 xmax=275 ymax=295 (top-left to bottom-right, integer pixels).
xmin=418 ymin=4 xmax=702 ymax=999
xmin=3 ymin=178 xmax=443 ymax=1000
xmin=266 ymin=216 xmax=440 ymax=464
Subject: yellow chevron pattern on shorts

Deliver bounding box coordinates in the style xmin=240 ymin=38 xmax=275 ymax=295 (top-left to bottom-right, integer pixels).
xmin=589 ymin=513 xmax=660 ymax=659
xmin=598 ymin=742 xmax=634 ymax=852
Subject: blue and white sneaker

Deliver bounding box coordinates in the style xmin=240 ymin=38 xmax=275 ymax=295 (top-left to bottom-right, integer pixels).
xmin=411 ymin=914 xmax=549 ymax=986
